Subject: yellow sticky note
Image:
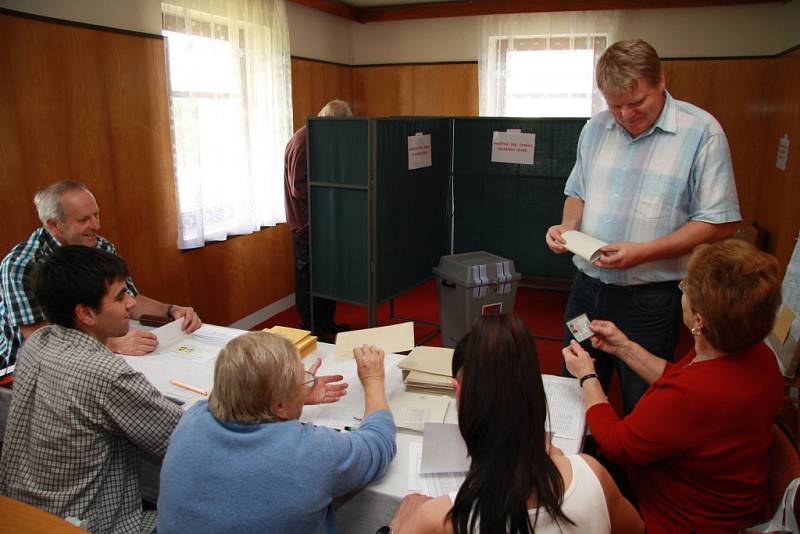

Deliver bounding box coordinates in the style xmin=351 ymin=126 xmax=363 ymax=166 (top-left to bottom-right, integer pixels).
xmin=773 ymin=304 xmax=796 ymax=345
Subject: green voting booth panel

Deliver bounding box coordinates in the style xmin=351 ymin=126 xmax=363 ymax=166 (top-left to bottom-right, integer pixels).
xmin=308 ymin=117 xmax=450 ymax=309
xmin=308 ymin=119 xmax=370 ymax=305
xmin=452 ymin=118 xmax=586 ymax=280
xmin=375 ymin=117 xmax=450 ymax=302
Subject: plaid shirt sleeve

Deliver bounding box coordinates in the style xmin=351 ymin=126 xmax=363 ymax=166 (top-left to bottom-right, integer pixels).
xmin=1 ymin=243 xmax=46 ymax=328
xmin=102 ymin=369 xmax=183 ymax=457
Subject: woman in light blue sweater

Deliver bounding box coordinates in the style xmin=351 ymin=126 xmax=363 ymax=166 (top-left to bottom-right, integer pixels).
xmin=157 ymin=331 xmax=396 ymax=534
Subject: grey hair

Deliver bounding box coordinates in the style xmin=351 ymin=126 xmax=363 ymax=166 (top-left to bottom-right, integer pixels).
xmin=318 ymin=99 xmax=353 ymax=118
xmin=33 ymin=180 xmax=93 ymax=226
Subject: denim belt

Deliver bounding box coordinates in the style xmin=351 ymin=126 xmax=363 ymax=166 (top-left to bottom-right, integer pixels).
xmin=577 ymin=270 xmax=680 ymax=291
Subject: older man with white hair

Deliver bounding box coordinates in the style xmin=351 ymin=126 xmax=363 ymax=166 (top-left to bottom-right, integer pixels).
xmin=0 ymin=180 xmax=201 ymax=374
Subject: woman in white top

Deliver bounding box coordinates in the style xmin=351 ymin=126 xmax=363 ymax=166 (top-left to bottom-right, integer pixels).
xmin=387 ymin=315 xmax=643 ymax=534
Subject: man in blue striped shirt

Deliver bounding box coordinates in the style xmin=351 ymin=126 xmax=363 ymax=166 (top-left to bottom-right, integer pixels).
xmin=546 ymin=39 xmax=740 ymax=413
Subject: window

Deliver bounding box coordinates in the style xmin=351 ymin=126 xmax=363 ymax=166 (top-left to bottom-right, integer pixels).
xmin=162 ymin=0 xmax=293 ymax=249
xmin=479 ymin=12 xmax=619 ymax=118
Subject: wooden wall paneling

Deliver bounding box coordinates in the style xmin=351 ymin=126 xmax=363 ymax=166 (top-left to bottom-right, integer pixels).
xmin=411 ymin=63 xmax=478 ymax=116
xmin=662 ymin=58 xmax=771 ymax=222
xmin=183 ymin=225 xmax=295 ymax=326
xmin=754 ymin=50 xmax=800 ymax=274
xmin=0 ymin=12 xmax=296 ymax=327
xmin=351 ymin=65 xmax=415 ymax=117
xmin=291 ymin=57 xmax=352 ymax=131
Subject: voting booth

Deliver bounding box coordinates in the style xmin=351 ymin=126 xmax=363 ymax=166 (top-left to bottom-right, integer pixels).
xmin=307 ymin=116 xmax=585 ymax=329
xmin=434 ymin=251 xmax=521 ymax=348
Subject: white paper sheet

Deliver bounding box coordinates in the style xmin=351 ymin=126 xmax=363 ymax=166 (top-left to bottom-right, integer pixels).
xmin=543 ymin=375 xmax=585 ymax=440
xmin=389 ymin=392 xmax=451 ymax=432
xmin=408 ymin=132 xmax=432 ymax=170
xmin=562 ymin=230 xmax=608 ymax=263
xmin=408 ymin=442 xmax=465 ymax=496
xmin=490 ymin=130 xmax=535 ymax=165
xmin=420 ymin=422 xmax=470 ymax=474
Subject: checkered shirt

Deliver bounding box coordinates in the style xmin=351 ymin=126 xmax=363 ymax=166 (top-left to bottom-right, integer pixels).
xmin=0 ymin=228 xmax=138 ymax=374
xmin=0 ymin=325 xmax=182 ymax=533
xmin=565 ymin=91 xmax=742 ymax=285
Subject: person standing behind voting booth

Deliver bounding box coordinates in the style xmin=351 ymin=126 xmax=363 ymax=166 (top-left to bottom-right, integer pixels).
xmin=384 ymin=315 xmax=643 ymax=534
xmin=157 ymin=332 xmax=396 ymax=534
xmin=0 ymin=246 xmax=183 ymax=534
xmin=284 ymin=100 xmax=352 ymax=341
xmin=562 ymin=240 xmax=783 ymax=533
xmin=545 ymin=39 xmax=741 ymax=414
xmin=0 ymin=180 xmax=202 ymax=375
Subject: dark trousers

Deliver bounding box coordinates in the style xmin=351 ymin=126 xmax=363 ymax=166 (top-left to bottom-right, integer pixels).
xmin=564 ymin=272 xmax=683 ymax=414
xmin=292 ymin=235 xmax=336 ymax=331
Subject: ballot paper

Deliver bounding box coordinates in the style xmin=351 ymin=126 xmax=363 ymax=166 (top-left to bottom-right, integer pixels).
xmin=543 ymin=375 xmax=585 ymax=440
xmin=334 ymin=322 xmax=415 ymax=360
xmin=399 ymin=346 xmax=454 ymax=376
xmin=420 ymin=423 xmax=470 ymax=474
xmin=408 ymin=442 xmax=465 ymax=496
xmin=562 ymin=230 xmax=608 ymax=263
xmin=152 ymin=318 xmax=186 ymax=350
xmin=389 ymin=391 xmax=452 ymax=432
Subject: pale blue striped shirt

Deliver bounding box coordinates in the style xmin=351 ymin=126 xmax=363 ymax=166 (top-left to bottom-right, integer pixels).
xmin=565 ymin=91 xmax=741 ymax=285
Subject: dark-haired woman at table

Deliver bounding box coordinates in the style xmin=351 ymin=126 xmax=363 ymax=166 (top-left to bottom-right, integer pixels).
xmin=388 ymin=314 xmax=643 ymax=534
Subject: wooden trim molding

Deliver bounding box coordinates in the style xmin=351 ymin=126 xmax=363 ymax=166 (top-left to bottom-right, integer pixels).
xmin=289 ymin=0 xmax=784 ymax=24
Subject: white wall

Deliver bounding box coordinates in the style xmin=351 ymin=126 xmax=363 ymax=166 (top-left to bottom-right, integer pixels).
xmin=286 ymin=2 xmax=351 ymax=64
xmin=0 ymin=0 xmax=162 ymax=35
xmin=348 ymin=2 xmax=800 ymax=65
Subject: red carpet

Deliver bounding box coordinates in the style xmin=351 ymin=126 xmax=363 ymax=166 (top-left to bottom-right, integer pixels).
xmin=255 ymin=279 xmax=692 ymax=416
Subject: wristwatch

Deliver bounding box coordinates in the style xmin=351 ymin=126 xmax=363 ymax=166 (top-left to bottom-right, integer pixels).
xmin=375 ymin=527 xmax=394 ymax=534
xmin=166 ymin=304 xmax=175 ymax=319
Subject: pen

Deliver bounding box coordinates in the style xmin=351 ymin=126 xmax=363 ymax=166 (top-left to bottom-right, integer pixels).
xmin=170 ymin=380 xmax=208 ymax=396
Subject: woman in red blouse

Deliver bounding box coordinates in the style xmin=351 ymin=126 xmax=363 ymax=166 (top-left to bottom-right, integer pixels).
xmin=563 ymin=239 xmax=783 ymax=533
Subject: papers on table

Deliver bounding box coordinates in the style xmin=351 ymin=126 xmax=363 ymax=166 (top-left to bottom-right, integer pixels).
xmin=420 ymin=423 xmax=469 ymax=474
xmin=399 ymin=346 xmax=455 ymax=394
xmin=543 ymin=375 xmax=585 ymax=440
xmin=562 ymin=230 xmax=608 ymax=263
xmin=334 ymin=322 xmax=415 ymax=360
xmin=266 ymin=326 xmax=318 ymax=357
xmin=408 ymin=442 xmax=465 ymax=497
xmin=389 ymin=392 xmax=452 ymax=432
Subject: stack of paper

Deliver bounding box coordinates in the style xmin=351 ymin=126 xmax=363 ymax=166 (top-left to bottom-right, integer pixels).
xmin=399 ymin=346 xmax=455 ymax=394
xmin=266 ymin=326 xmax=318 ymax=357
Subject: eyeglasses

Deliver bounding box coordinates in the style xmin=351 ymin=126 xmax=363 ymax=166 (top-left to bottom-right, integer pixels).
xmin=301 ymin=370 xmax=316 ymax=390
xmin=678 ymin=279 xmax=687 ymax=293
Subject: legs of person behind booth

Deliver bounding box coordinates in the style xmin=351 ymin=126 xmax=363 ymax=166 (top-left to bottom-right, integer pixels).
xmin=292 ymin=235 xmax=349 ymax=341
xmin=563 ymin=272 xmax=683 ymax=414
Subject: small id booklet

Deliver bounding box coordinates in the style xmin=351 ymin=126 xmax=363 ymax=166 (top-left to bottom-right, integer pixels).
xmin=561 ymin=231 xmax=608 ymax=263
xmin=566 ymin=313 xmax=593 ymax=342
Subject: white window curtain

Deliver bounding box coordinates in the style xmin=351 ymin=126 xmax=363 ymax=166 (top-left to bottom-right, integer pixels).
xmin=479 ymin=11 xmax=621 ymax=118
xmin=162 ymin=0 xmax=293 ymax=249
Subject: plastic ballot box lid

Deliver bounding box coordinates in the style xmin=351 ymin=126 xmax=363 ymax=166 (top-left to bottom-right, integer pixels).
xmin=433 ymin=251 xmax=520 ymax=288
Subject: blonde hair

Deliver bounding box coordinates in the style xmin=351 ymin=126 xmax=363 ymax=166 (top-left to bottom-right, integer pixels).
xmin=209 ymin=331 xmax=302 ymax=424
xmin=596 ymin=39 xmax=662 ymax=96
xmin=318 ymin=99 xmax=352 ymax=118
xmin=685 ymin=239 xmax=781 ymax=354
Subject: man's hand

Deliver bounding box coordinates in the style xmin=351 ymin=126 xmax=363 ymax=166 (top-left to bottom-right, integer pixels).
xmin=354 ymin=344 xmax=385 ymax=385
xmin=595 ymin=241 xmax=649 ymax=270
xmin=303 ymin=357 xmax=348 ymax=405
xmin=562 ymin=340 xmax=596 ymax=379
xmin=108 ymin=328 xmax=158 ymax=356
xmin=172 ymin=306 xmax=202 ymax=333
xmin=545 ymin=224 xmax=572 ymax=254
xmin=390 ymin=493 xmax=433 ymax=532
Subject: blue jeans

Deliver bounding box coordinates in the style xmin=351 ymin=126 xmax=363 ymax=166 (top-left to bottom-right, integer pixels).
xmin=564 ymin=272 xmax=683 ymax=414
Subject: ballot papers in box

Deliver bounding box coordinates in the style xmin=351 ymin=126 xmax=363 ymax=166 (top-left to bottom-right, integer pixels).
xmin=265 ymin=326 xmax=318 ymax=358
xmin=399 ymin=346 xmax=455 ymax=394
